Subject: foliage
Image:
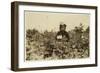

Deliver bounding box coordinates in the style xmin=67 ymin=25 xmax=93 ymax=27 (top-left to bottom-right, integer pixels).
xmin=26 ymin=24 xmax=89 ymax=60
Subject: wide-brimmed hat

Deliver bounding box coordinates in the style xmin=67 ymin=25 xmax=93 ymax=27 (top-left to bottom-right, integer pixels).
xmin=60 ymin=24 xmax=66 ymax=28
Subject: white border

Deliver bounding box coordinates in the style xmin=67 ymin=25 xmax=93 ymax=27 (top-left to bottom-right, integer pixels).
xmin=18 ymin=5 xmax=96 ymax=68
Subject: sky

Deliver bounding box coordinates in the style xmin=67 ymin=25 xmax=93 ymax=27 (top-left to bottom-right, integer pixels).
xmin=25 ymin=11 xmax=90 ymax=32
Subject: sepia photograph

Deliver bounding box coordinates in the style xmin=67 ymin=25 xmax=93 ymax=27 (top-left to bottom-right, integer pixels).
xmin=11 ymin=2 xmax=97 ymax=71
xmin=25 ymin=11 xmax=90 ymax=61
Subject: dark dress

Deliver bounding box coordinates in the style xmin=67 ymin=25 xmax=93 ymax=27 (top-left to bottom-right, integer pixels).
xmin=56 ymin=30 xmax=69 ymax=42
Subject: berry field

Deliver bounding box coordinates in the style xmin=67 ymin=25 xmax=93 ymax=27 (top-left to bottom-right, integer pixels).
xmin=25 ymin=25 xmax=89 ymax=61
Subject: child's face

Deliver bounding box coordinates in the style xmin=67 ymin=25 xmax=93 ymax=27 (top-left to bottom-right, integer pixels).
xmin=60 ymin=26 xmax=66 ymax=31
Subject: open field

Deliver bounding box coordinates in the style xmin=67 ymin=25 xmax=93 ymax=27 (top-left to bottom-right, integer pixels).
xmin=25 ymin=25 xmax=89 ymax=61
